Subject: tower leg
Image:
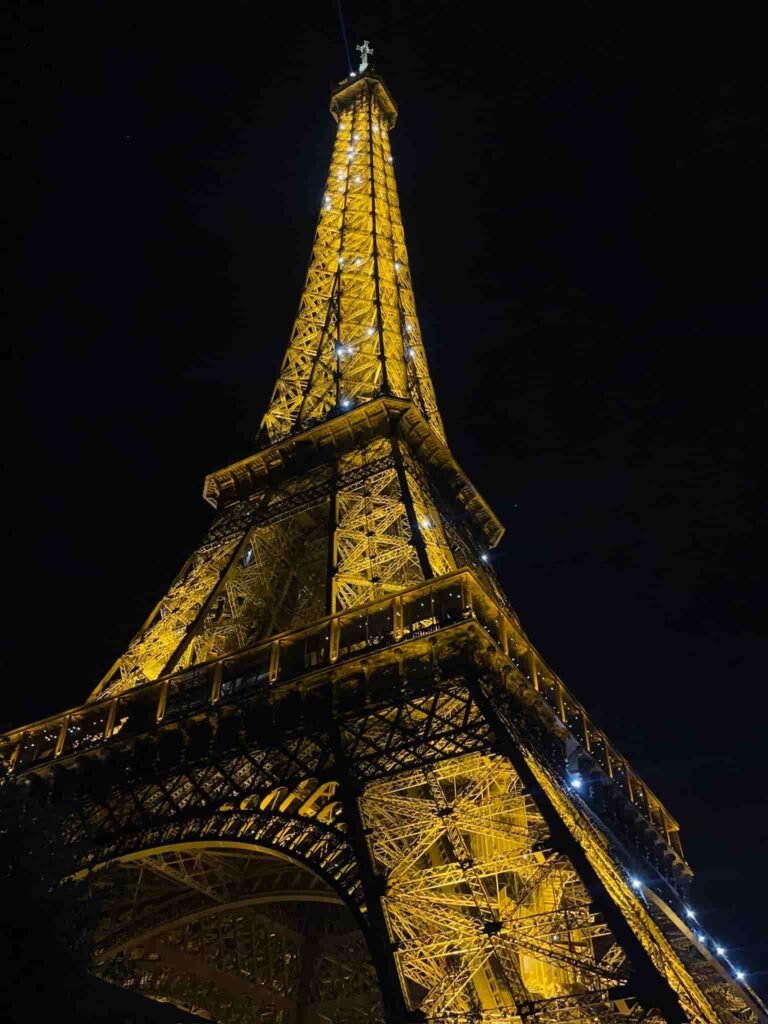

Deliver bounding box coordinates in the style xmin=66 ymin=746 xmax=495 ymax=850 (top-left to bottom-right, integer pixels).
xmin=328 ymin=699 xmax=416 ymax=1023
xmin=471 ymin=676 xmax=687 ymax=1023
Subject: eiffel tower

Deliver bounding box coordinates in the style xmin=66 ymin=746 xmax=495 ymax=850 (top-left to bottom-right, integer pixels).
xmin=2 ymin=58 xmax=765 ymax=1024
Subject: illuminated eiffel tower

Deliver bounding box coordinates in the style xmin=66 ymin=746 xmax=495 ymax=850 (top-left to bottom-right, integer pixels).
xmin=2 ymin=55 xmax=765 ymax=1024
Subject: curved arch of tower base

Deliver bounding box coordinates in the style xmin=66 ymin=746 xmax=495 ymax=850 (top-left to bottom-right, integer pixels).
xmin=88 ymin=842 xmax=383 ymax=1024
xmin=15 ymin=662 xmax=760 ymax=1024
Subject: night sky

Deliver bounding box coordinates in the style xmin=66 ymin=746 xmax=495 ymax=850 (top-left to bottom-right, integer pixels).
xmin=5 ymin=0 xmax=766 ymax=991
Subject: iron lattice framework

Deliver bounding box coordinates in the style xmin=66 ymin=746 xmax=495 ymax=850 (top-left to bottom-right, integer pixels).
xmin=2 ymin=67 xmax=765 ymax=1024
xmin=260 ymin=75 xmax=443 ymax=446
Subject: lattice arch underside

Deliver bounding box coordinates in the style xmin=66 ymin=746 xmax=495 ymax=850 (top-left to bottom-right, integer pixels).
xmin=87 ymin=842 xmax=384 ymax=1024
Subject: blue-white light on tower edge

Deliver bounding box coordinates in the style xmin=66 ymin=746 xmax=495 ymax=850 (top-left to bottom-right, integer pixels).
xmin=674 ymin=914 xmax=751 ymax=986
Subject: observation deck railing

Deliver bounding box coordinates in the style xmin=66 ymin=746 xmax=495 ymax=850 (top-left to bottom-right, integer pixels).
xmin=0 ymin=569 xmax=683 ymax=861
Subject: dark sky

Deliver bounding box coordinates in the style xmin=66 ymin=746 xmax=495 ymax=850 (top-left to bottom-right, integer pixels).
xmin=5 ymin=0 xmax=766 ymax=990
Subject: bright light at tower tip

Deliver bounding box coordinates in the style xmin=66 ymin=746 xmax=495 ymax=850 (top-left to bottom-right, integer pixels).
xmin=630 ymin=878 xmax=641 ymax=890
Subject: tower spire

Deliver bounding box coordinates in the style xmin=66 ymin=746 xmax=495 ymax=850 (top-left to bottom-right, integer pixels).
xmin=260 ymin=68 xmax=445 ymax=446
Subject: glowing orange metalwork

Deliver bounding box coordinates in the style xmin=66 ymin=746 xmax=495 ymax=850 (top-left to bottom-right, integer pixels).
xmin=1 ymin=67 xmax=764 ymax=1024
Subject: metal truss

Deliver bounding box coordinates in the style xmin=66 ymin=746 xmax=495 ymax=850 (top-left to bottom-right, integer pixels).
xmin=94 ymin=426 xmax=459 ymax=700
xmin=103 ymin=524 xmax=244 ymax=695
xmin=332 ymin=435 xmax=456 ymax=611
xmin=96 ymin=473 xmax=336 ymax=698
xmin=340 ymin=682 xmax=495 ymax=782
xmin=91 ymin=845 xmax=383 ymax=1023
xmin=260 ymin=75 xmax=444 ymax=445
xmin=360 ymin=750 xmax=630 ymax=1022
xmin=482 ymin=692 xmax=762 ymax=1024
xmin=643 ymin=897 xmax=760 ymax=1024
xmin=397 ymin=441 xmax=455 ymax=580
xmin=334 ymin=437 xmax=422 ymax=609
xmin=171 ymin=503 xmax=330 ymax=672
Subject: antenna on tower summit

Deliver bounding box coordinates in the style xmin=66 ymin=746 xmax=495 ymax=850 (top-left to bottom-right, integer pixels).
xmin=356 ymin=39 xmax=373 ymax=73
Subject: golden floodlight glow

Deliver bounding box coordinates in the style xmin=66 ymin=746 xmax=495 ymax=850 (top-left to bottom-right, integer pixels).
xmin=1 ymin=64 xmax=763 ymax=1024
